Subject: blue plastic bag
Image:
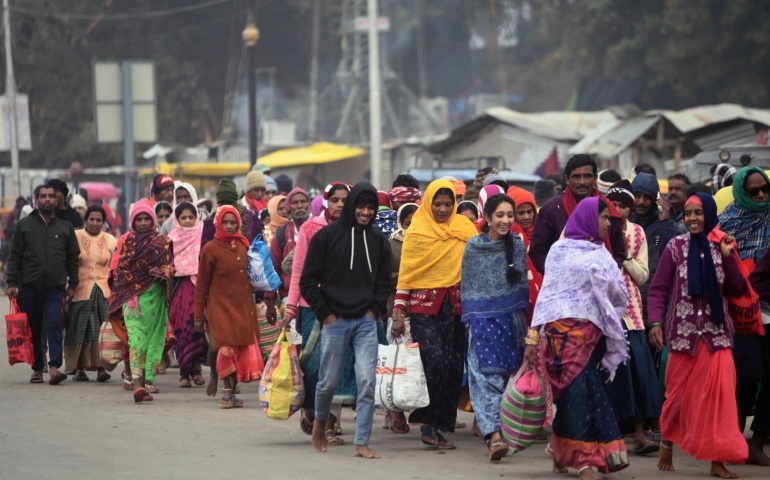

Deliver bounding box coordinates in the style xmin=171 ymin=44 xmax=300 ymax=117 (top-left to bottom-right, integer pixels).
xmin=247 ymin=234 xmax=282 ymax=292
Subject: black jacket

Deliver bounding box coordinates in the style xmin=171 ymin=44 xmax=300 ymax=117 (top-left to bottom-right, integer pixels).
xmin=56 ymin=204 xmax=84 ymax=229
xmin=6 ymin=211 xmax=81 ymax=291
xmin=300 ymin=183 xmax=392 ymax=321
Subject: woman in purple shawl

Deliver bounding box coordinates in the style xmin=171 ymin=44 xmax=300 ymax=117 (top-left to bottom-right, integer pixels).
xmin=527 ymin=197 xmax=629 ymax=480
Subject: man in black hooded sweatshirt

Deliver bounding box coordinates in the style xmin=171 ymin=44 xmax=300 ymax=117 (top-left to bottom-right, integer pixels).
xmin=300 ymin=182 xmax=392 ymax=459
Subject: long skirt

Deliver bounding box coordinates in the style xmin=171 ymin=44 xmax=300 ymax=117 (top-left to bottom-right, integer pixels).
xmin=603 ymin=329 xmax=663 ymax=426
xmin=660 ymin=340 xmax=748 ymax=464
xmin=217 ymin=343 xmax=263 ymax=383
xmin=545 ymin=319 xmax=629 ymax=474
xmin=64 ymin=285 xmax=107 ymax=371
xmin=123 ymin=282 xmax=168 ymax=383
xmin=467 ymin=314 xmax=526 ymax=438
xmin=169 ymin=277 xmax=206 ymax=377
xmin=408 ymin=295 xmax=465 ymax=432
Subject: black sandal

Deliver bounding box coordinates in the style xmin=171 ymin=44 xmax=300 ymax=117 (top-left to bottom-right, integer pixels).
xmin=421 ymin=425 xmax=455 ymax=449
xmin=191 ymin=369 xmax=205 ymax=386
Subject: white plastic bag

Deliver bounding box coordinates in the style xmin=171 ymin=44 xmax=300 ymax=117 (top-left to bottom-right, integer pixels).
xmin=375 ymin=338 xmax=429 ymax=412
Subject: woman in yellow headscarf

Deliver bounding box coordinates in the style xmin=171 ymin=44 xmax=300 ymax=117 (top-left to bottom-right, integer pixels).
xmin=391 ymin=179 xmax=478 ymax=449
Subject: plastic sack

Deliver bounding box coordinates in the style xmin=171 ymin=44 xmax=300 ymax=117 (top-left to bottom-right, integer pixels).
xmin=259 ymin=330 xmax=305 ymax=420
xmin=5 ymin=298 xmax=34 ymax=366
xmin=247 ymin=234 xmax=282 ymax=292
xmin=98 ymin=320 xmax=123 ymax=372
xmin=375 ymin=338 xmax=430 ymax=412
xmin=727 ymin=254 xmax=765 ymax=336
xmin=501 ymin=363 xmax=546 ymax=454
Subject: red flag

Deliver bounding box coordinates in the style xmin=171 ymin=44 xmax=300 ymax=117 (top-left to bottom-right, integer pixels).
xmin=534 ymin=147 xmax=560 ymax=178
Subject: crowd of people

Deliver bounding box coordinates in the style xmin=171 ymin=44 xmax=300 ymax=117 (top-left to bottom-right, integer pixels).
xmin=5 ymin=155 xmax=770 ymax=479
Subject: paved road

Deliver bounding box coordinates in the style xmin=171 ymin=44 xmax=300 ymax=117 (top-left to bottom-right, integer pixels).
xmin=0 ymin=297 xmax=765 ymax=479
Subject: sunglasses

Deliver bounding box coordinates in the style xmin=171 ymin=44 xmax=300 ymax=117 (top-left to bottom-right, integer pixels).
xmin=745 ymin=184 xmax=770 ymax=197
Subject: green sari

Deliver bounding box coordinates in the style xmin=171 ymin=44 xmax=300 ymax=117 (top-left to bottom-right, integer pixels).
xmin=123 ymin=281 xmax=168 ymax=383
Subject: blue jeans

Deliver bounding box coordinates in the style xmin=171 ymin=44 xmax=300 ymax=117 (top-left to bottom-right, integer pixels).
xmin=18 ymin=286 xmax=65 ymax=371
xmin=315 ymin=315 xmax=378 ymax=446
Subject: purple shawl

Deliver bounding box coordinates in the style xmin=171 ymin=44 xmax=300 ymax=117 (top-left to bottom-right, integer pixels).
xmin=564 ymin=196 xmax=603 ymax=244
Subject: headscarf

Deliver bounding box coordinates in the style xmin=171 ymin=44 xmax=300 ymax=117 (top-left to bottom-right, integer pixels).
xmin=174 ymin=182 xmax=199 ymax=208
xmin=713 ymin=163 xmax=737 ymax=193
xmin=684 ymin=192 xmax=726 ymax=325
xmin=478 ymin=185 xmax=504 ymax=212
xmin=151 ymin=174 xmax=174 ymax=196
xmin=267 ymin=195 xmax=289 ymax=228
xmin=213 ymin=205 xmax=250 ymax=248
xmin=564 ymin=197 xmax=603 ymax=244
xmin=107 ymin=198 xmax=173 ymax=318
xmin=456 ymin=200 xmax=479 ymax=219
xmin=310 ymin=195 xmax=324 ymax=218
xmin=167 ymin=202 xmax=202 ymax=282
xmin=397 ymin=180 xmax=478 ymax=290
xmin=732 ymin=166 xmax=770 ymax=213
xmin=390 ymin=203 xmax=418 ymax=242
xmin=506 ymin=186 xmax=537 ymax=243
xmin=322 ymin=182 xmax=350 ymax=222
xmin=441 ymin=176 xmax=467 ymax=196
xmin=388 ymin=186 xmax=422 ymax=205
xmin=284 ymin=187 xmax=309 ymax=214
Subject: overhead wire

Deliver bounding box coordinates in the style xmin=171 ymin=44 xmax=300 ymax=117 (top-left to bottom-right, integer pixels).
xmin=10 ymin=0 xmax=235 ymax=21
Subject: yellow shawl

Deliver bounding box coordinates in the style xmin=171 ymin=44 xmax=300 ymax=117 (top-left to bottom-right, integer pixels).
xmin=397 ymin=180 xmax=477 ymax=290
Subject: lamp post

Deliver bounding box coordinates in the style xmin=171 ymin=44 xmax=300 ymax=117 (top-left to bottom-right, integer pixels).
xmin=242 ymin=21 xmax=260 ymax=166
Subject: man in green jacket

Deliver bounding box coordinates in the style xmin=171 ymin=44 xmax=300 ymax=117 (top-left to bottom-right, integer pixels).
xmin=6 ymin=185 xmax=80 ymax=385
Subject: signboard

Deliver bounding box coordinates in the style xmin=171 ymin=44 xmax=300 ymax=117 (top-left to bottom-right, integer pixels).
xmin=93 ymin=61 xmax=157 ymax=143
xmin=353 ymin=17 xmax=390 ymax=32
xmin=0 ymin=94 xmax=32 ymax=151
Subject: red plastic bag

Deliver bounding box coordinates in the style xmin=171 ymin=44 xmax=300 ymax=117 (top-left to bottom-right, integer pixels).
xmin=5 ymin=298 xmax=34 ymax=366
xmin=727 ymin=255 xmax=765 ymax=336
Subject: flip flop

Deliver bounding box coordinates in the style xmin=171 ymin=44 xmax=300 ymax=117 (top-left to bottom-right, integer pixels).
xmin=191 ymin=369 xmax=206 ymax=386
xmin=49 ymin=372 xmax=67 ymax=385
xmin=487 ymin=438 xmax=509 ymax=461
xmin=325 ymin=429 xmax=345 ymax=446
xmin=633 ymin=441 xmax=660 ymax=455
xmin=133 ymin=387 xmax=148 ymax=403
xmin=300 ymin=411 xmax=314 ymax=435
xmin=389 ymin=412 xmax=410 ymax=434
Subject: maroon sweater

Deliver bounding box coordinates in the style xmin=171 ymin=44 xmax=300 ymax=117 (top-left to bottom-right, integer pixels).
xmin=750 ymin=246 xmax=770 ymax=303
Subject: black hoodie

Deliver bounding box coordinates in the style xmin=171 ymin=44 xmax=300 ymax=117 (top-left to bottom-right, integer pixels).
xmin=300 ymin=182 xmax=392 ymax=321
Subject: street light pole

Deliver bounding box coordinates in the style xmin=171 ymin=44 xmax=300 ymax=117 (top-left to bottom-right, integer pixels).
xmin=367 ymin=0 xmax=382 ymax=189
xmin=243 ymin=21 xmax=260 ymax=167
xmin=3 ymin=0 xmax=21 ymax=199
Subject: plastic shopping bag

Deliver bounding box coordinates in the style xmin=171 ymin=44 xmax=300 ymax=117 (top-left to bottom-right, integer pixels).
xmin=98 ymin=320 xmax=123 ymax=372
xmin=501 ymin=363 xmax=546 ymax=454
xmin=259 ymin=330 xmax=304 ymax=420
xmin=247 ymin=234 xmax=282 ymax=292
xmin=375 ymin=338 xmax=429 ymax=412
xmin=5 ymin=298 xmax=34 ymax=366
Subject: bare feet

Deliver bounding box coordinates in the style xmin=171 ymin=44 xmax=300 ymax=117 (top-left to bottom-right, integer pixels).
xmin=710 ymin=462 xmax=738 ymax=478
xmin=657 ymin=442 xmax=675 ymax=472
xmin=206 ymin=378 xmax=218 ymax=397
xmin=545 ymin=444 xmax=568 ymax=474
xmin=355 ymin=445 xmax=381 ymax=459
xmin=311 ymin=419 xmax=328 ymax=453
xmin=578 ymin=466 xmax=604 ymax=480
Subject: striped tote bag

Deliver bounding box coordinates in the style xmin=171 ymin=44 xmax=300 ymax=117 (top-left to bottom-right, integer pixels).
xmin=500 ymin=363 xmax=546 ymax=454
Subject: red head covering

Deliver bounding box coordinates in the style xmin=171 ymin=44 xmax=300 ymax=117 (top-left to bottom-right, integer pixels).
xmin=506 ymin=186 xmax=537 ymax=244
xmin=213 ymin=205 xmax=250 ymax=248
xmin=377 ymin=191 xmax=391 ymax=209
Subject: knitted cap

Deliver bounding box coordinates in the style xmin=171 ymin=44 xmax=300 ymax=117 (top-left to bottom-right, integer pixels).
xmin=606 ymin=179 xmax=634 ymax=210
xmin=245 ymin=171 xmax=267 ymax=193
xmin=265 ymin=175 xmax=278 ymax=192
xmin=216 ymin=179 xmax=239 ymax=205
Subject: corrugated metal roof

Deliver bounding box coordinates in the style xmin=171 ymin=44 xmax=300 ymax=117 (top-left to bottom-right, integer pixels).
xmin=485 ymin=107 xmax=616 ymax=142
xmin=568 ymin=116 xmax=660 ymax=157
xmin=649 ymin=103 xmax=770 ymax=133
xmin=407 ymin=168 xmax=541 ymax=183
xmin=692 ymin=121 xmax=758 ymax=150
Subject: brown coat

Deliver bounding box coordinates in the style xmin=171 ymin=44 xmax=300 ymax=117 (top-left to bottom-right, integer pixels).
xmin=195 ymin=240 xmax=259 ymax=348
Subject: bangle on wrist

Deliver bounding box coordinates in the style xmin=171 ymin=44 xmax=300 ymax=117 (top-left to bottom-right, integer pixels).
xmin=649 ymin=322 xmax=663 ymax=329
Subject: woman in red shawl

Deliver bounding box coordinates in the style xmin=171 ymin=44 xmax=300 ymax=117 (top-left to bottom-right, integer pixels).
xmin=195 ymin=206 xmax=263 ymax=409
xmin=108 ymin=198 xmax=175 ymax=403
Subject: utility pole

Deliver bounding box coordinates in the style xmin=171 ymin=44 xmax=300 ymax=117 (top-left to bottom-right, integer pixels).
xmin=3 ymin=0 xmax=21 ymax=198
xmin=367 ymin=0 xmax=382 ymax=189
xmin=307 ymin=0 xmax=320 ymax=141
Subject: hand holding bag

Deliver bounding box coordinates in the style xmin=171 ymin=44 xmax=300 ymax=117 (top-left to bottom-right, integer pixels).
xmin=501 ymin=362 xmax=546 ymax=454
xmin=5 ymin=297 xmax=34 ymax=366
xmin=375 ymin=335 xmax=429 ymax=412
